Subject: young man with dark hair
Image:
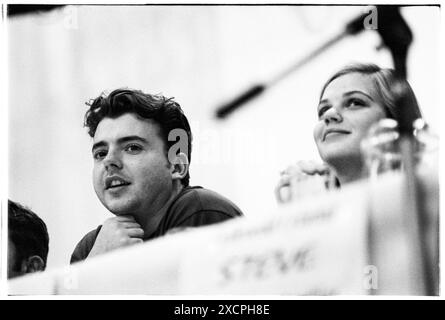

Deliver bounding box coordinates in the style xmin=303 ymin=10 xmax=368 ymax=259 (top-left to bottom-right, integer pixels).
xmin=71 ymin=89 xmax=243 ymax=263
xmin=8 ymin=200 xmax=49 ymax=279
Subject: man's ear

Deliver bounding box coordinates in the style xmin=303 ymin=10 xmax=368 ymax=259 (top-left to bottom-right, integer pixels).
xmin=21 ymin=255 xmax=45 ymax=274
xmin=170 ymin=152 xmax=189 ymax=181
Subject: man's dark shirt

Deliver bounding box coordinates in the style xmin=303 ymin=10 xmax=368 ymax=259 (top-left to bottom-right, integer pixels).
xmin=70 ymin=186 xmax=243 ymax=263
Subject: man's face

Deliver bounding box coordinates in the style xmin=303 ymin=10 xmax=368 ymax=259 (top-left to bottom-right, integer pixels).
xmin=92 ymin=113 xmax=174 ymax=216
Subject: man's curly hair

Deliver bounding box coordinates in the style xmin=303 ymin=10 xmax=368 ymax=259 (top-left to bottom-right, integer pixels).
xmin=84 ymin=88 xmax=192 ymax=186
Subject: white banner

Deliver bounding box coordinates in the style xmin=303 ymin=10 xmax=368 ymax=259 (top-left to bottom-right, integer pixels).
xmin=179 ymin=187 xmax=369 ymax=295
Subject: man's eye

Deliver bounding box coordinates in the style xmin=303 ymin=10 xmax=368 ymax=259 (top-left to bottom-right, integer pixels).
xmin=93 ymin=150 xmax=107 ymax=160
xmin=125 ymin=144 xmax=142 ymax=154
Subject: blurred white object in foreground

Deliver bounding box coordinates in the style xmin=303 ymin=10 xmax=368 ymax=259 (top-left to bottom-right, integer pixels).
xmin=9 ymin=168 xmax=438 ymax=295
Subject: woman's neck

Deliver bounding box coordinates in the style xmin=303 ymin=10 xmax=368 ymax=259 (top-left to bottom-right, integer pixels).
xmin=329 ymin=157 xmax=366 ymax=186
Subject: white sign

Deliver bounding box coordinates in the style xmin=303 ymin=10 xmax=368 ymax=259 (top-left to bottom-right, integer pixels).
xmin=179 ymin=188 xmax=369 ymax=295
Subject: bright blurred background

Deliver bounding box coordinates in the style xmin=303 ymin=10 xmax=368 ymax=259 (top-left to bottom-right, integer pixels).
xmin=8 ymin=5 xmax=440 ymax=269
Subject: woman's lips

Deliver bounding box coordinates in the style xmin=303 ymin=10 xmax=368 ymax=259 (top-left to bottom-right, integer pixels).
xmin=323 ymin=129 xmax=351 ymax=141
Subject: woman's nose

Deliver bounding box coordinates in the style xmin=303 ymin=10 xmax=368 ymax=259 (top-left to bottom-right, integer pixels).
xmin=323 ymin=106 xmax=342 ymax=124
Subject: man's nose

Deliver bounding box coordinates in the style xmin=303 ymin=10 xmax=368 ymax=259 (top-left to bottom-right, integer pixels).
xmin=103 ymin=150 xmax=123 ymax=171
xmin=323 ymin=106 xmax=342 ymax=125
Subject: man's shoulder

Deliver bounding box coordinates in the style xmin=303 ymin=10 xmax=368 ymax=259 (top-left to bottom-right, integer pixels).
xmin=70 ymin=226 xmax=102 ymax=264
xmin=174 ymin=186 xmax=243 ymax=217
xmin=156 ymin=186 xmax=243 ymax=234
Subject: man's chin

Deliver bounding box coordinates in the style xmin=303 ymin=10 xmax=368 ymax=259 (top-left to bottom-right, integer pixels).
xmin=102 ymin=199 xmax=137 ymax=215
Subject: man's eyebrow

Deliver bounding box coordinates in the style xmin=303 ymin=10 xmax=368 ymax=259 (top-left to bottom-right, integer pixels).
xmin=92 ymin=136 xmax=149 ymax=153
xmin=117 ymin=136 xmax=149 ymax=144
xmin=343 ymin=90 xmax=374 ymax=101
xmin=92 ymin=141 xmax=107 ymax=153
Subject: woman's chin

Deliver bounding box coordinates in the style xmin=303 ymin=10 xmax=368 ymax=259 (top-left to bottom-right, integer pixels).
xmin=320 ymin=148 xmax=363 ymax=167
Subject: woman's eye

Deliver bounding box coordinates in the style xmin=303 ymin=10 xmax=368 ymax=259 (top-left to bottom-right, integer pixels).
xmin=93 ymin=150 xmax=107 ymax=160
xmin=318 ymin=106 xmax=330 ymax=118
xmin=125 ymin=144 xmax=142 ymax=153
xmin=346 ymin=98 xmax=365 ymax=107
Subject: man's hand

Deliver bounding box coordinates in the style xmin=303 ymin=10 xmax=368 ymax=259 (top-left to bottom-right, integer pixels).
xmin=88 ymin=215 xmax=144 ymax=258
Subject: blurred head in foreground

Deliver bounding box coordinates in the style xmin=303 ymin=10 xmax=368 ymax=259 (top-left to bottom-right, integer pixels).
xmin=8 ymin=200 xmax=49 ymax=279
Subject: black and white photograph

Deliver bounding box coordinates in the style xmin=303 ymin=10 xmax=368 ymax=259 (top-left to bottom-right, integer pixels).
xmin=1 ymin=2 xmax=441 ymax=302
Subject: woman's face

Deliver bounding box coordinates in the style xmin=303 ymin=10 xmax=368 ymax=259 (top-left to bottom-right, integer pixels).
xmin=313 ymin=72 xmax=387 ymax=166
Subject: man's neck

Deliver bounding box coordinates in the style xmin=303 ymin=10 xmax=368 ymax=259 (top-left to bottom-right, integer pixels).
xmin=135 ymin=182 xmax=185 ymax=239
